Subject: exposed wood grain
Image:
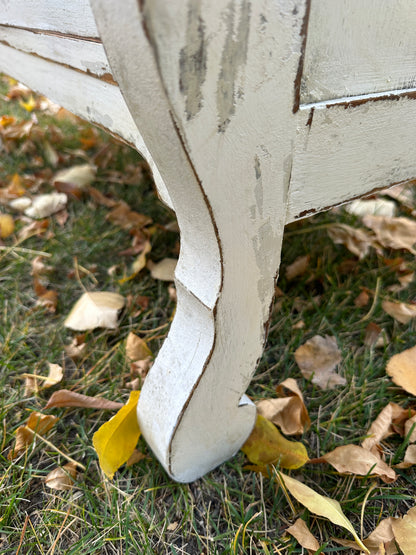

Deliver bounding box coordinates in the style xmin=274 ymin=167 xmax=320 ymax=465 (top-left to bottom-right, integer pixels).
xmin=0 ymin=26 xmax=112 ymax=81
xmin=0 ymin=0 xmax=99 ymax=38
xmin=302 ymin=0 xmax=416 ymax=103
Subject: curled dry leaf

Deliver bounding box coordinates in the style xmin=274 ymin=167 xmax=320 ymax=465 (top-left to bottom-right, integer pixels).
xmin=0 ymin=213 xmax=15 ymax=238
xmin=322 ymin=444 xmax=396 ymax=483
xmin=294 ymin=335 xmax=346 ymax=390
xmin=24 ymin=193 xmax=67 ymax=218
xmin=22 ymin=363 xmax=63 ymax=393
xmin=362 ymin=215 xmax=416 ymax=254
xmin=125 ymin=332 xmax=152 ymax=362
xmin=391 ymin=506 xmax=416 ymax=555
xmin=286 ymin=518 xmax=320 ymax=553
xmin=404 ymin=415 xmax=416 ymax=443
xmin=285 ymin=255 xmax=310 ymax=281
xmin=64 ymin=335 xmax=86 ymax=359
xmin=386 ymin=345 xmax=416 ymax=395
xmin=395 ymin=444 xmax=416 ymax=469
xmin=241 ymin=414 xmax=309 ymax=470
xmin=106 ymin=201 xmax=152 ymax=231
xmin=361 ymin=402 xmax=414 ymax=455
xmin=256 ymin=378 xmax=310 ymax=435
xmin=8 ymin=412 xmax=58 ymax=460
xmin=327 ymin=223 xmax=378 ymax=259
xmin=346 ymin=198 xmax=396 ymax=218
xmin=354 ymin=290 xmax=369 ymax=308
xmin=45 ymin=462 xmax=78 ymax=491
xmin=45 ymin=389 xmax=123 ymax=410
xmin=64 ymin=291 xmax=125 ymax=331
xmin=382 ymin=300 xmax=416 ymax=324
xmin=278 ymin=472 xmax=369 ymax=553
xmin=93 ymin=391 xmax=141 ymax=479
xmin=147 ymin=258 xmax=177 ymax=281
xmin=53 ymin=163 xmax=96 ymax=189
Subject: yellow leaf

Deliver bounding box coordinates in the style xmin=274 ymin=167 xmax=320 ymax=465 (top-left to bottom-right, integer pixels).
xmin=125 ymin=332 xmax=152 ymax=362
xmin=241 ymin=414 xmax=308 ymax=470
xmin=279 ymin=472 xmax=369 ymax=553
xmin=0 ymin=214 xmax=15 ymax=238
xmin=19 ymin=94 xmax=37 ymax=112
xmin=93 ymin=391 xmax=141 ymax=479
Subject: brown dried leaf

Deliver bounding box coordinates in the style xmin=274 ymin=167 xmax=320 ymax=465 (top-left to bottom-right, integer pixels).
xmin=286 ymin=518 xmax=320 ymax=553
xmin=285 ymin=255 xmax=310 ymax=281
xmin=364 ymin=517 xmax=398 ymax=555
xmin=147 ymin=258 xmax=177 ymax=281
xmin=125 ymin=449 xmax=147 ymax=467
xmin=354 ymin=290 xmax=369 ymax=308
xmin=364 ymin=322 xmax=382 ymax=347
xmin=327 ymin=223 xmax=378 ymax=259
xmin=64 ymin=335 xmax=87 ymax=359
xmin=382 ymin=300 xmax=416 ymax=324
xmin=361 ymin=402 xmax=413 ymax=455
xmin=64 ymin=291 xmax=125 ymax=330
xmin=125 ymin=332 xmax=152 ymax=362
xmin=45 ymin=389 xmax=123 ymax=410
xmin=395 ymin=444 xmax=416 ymax=469
xmin=404 ymin=415 xmax=416 ymax=443
xmin=45 ymin=462 xmax=78 ymax=491
xmin=106 ymin=201 xmax=152 ymax=231
xmin=8 ymin=412 xmax=58 ymax=460
xmin=322 ymin=445 xmax=396 ymax=483
xmin=294 ymin=335 xmax=346 ymax=390
xmin=386 ymin=345 xmax=416 ymax=395
xmin=88 ymin=186 xmax=118 ymax=207
xmin=256 ymin=378 xmax=310 ymax=435
xmin=362 ymin=215 xmax=416 ymax=254
xmin=391 ymin=506 xmax=416 ymax=554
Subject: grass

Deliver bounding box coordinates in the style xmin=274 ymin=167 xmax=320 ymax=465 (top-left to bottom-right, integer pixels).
xmin=1 ymin=74 xmax=415 ymax=554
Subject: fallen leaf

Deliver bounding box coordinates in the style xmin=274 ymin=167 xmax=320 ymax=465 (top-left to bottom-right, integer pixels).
xmin=327 ymin=223 xmax=378 ymax=259
xmin=125 ymin=449 xmax=147 ymax=467
xmin=279 ymin=472 xmax=369 ymax=552
xmin=22 ymin=362 xmax=63 ymax=392
xmin=64 ymin=335 xmax=87 ymax=359
xmin=92 ymin=391 xmax=141 ymax=479
xmin=241 ymin=414 xmax=309 ymax=470
xmin=395 ymin=444 xmax=416 ymax=469
xmin=147 ymin=258 xmax=177 ymax=281
xmin=285 ymin=255 xmax=310 ymax=281
xmin=294 ymin=335 xmax=346 ymax=390
xmin=19 ymin=94 xmax=37 ymax=112
xmin=364 ymin=322 xmax=383 ymax=347
xmin=346 ymin=198 xmax=396 ymax=218
xmin=88 ymin=186 xmax=118 ymax=207
xmin=44 ymin=363 xmax=64 ymax=388
xmin=354 ymin=290 xmax=370 ymax=308
xmin=391 ymin=506 xmax=416 ymax=554
xmin=125 ymin=332 xmax=152 ymax=362
xmin=45 ymin=389 xmax=123 ymax=410
xmin=8 ymin=412 xmax=58 ymax=460
xmin=64 ymin=291 xmax=125 ymax=330
xmin=404 ymin=415 xmax=416 ymax=443
xmin=386 ymin=345 xmax=416 ymax=395
xmin=24 ymin=193 xmax=67 ymax=219
xmin=322 ymin=445 xmax=396 ymax=483
xmin=45 ymin=462 xmax=78 ymax=491
xmin=286 ymin=518 xmax=320 ymax=553
xmin=106 ymin=201 xmax=152 ymax=231
xmin=382 ymin=300 xmax=416 ymax=324
xmin=362 ymin=402 xmax=413 ymax=455
xmin=17 ymin=218 xmax=49 ymax=241
xmin=53 ymin=163 xmax=96 ymax=190
xmin=9 ymin=197 xmax=32 ymax=211
xmin=362 ymin=215 xmax=416 ymax=254
xmin=256 ymin=378 xmax=310 ymax=435
xmin=0 ymin=213 xmax=14 ymax=238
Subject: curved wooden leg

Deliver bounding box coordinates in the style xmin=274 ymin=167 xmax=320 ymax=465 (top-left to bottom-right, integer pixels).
xmin=92 ymin=0 xmax=307 ymax=481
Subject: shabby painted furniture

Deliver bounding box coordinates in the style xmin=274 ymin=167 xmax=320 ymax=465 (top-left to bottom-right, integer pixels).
xmin=1 ymin=0 xmax=415 ymax=482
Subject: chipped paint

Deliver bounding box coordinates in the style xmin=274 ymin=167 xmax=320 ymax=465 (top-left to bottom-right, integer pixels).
xmin=217 ymin=0 xmax=251 ymax=132
xmin=254 ymin=155 xmax=264 ymax=218
xmin=179 ymin=2 xmax=207 ymax=120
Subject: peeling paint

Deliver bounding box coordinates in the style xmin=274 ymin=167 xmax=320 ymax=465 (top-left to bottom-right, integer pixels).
xmin=217 ymin=0 xmax=251 ymax=132
xmin=254 ymin=155 xmax=264 ymax=218
xmin=179 ymin=2 xmax=207 ymax=120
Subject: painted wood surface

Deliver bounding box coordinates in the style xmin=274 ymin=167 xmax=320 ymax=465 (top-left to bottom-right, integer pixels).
xmin=302 ymin=0 xmax=416 ymax=103
xmin=0 ymin=26 xmax=112 ymax=81
xmin=1 ymin=0 xmax=415 ymax=481
xmin=0 ymin=0 xmax=99 ymax=38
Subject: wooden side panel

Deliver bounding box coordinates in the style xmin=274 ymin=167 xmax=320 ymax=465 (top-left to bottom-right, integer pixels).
xmin=0 ymin=26 xmax=112 ymax=81
xmin=302 ymin=0 xmax=416 ymax=103
xmin=0 ymin=0 xmax=99 ymax=37
xmin=287 ymin=94 xmax=416 ymax=221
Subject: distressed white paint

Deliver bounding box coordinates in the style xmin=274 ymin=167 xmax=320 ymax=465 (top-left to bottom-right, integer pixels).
xmin=0 ymin=26 xmax=111 ymax=79
xmin=1 ymin=0 xmax=415 ymax=482
xmin=302 ymin=0 xmax=416 ymax=103
xmin=0 ymin=0 xmax=99 ymax=37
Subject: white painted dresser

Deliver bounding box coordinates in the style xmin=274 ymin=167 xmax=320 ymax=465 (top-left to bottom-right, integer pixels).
xmin=1 ymin=0 xmax=415 ymax=481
